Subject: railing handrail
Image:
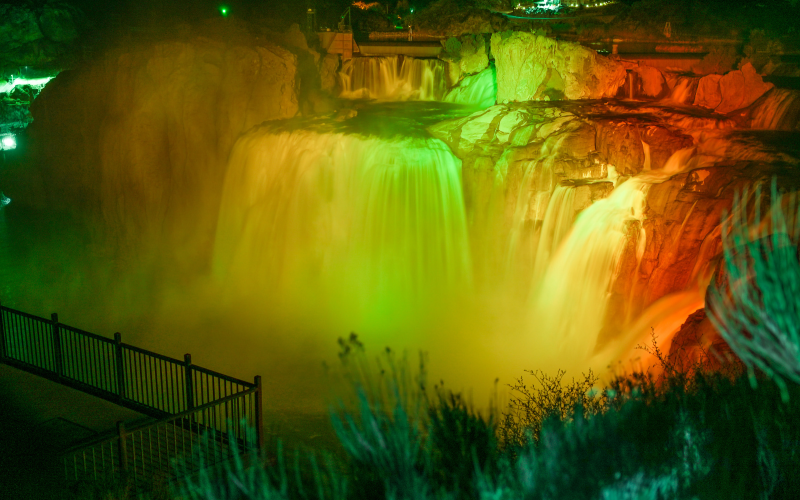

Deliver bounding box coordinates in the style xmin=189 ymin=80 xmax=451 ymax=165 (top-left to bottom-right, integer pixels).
xmin=58 ymin=322 xmax=117 ymax=345
xmin=63 ymin=387 xmax=259 ymax=455
xmin=0 ymin=303 xmax=256 ymax=389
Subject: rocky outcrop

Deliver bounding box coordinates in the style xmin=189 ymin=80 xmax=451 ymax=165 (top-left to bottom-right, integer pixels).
xmin=441 ymin=34 xmax=490 ymax=85
xmin=694 ymin=63 xmax=774 ymax=114
xmin=668 ymin=308 xmax=736 ymax=372
xmin=633 ymin=65 xmax=667 ymax=98
xmin=18 ymin=34 xmax=299 ymax=273
xmin=491 ymin=32 xmax=626 ymax=103
xmin=39 ymin=3 xmax=80 ymax=43
xmin=0 ymin=2 xmax=84 ymax=67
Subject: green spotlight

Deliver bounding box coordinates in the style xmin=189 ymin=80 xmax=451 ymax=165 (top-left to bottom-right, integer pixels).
xmin=219 ymin=5 xmax=229 ymax=16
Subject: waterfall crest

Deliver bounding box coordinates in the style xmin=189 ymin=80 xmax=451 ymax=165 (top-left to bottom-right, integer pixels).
xmin=213 ymin=125 xmax=471 ymax=330
xmin=338 ymin=56 xmax=447 ymax=101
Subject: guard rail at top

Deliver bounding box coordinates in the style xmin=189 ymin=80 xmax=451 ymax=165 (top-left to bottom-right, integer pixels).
xmin=0 ymin=301 xmax=263 ymax=445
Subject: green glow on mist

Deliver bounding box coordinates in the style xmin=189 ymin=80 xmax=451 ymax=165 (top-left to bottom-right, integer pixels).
xmin=219 ymin=5 xmax=228 ymax=16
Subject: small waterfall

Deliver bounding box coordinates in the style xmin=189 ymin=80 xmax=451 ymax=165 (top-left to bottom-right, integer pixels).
xmin=338 ymin=56 xmax=447 ymax=101
xmin=749 ymin=88 xmax=800 ymax=130
xmin=443 ymin=66 xmax=497 ymax=109
xmin=665 ymin=76 xmax=699 ymax=105
xmin=213 ymin=125 xmax=471 ymax=330
xmin=530 ymin=176 xmax=650 ymax=361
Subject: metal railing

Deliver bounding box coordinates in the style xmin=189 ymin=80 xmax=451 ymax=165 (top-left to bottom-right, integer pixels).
xmin=0 ymin=302 xmax=264 ymax=491
xmin=63 ymin=389 xmax=260 ymax=492
xmin=367 ymin=31 xmax=446 ymax=42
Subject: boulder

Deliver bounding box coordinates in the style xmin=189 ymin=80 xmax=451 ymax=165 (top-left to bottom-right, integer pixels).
xmin=39 ymin=3 xmax=79 ymax=43
xmin=633 ymin=65 xmax=666 ymax=98
xmin=693 ymin=74 xmax=723 ymax=109
xmin=458 ymin=34 xmax=490 ymax=76
xmin=491 ymin=32 xmax=626 ymax=103
xmin=694 ymin=63 xmax=774 ymax=114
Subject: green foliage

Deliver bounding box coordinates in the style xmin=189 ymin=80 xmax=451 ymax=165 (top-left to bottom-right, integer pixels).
xmin=707 ymin=179 xmax=800 ymax=402
xmin=427 ymin=390 xmax=499 ymax=499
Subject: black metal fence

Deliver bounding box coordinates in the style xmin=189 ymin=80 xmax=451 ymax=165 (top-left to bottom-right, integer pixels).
xmin=0 ymin=301 xmax=264 ymax=491
xmin=63 ymin=389 xmax=260 ymax=492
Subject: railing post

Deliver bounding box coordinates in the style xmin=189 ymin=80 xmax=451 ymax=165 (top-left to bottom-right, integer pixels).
xmin=51 ymin=313 xmax=63 ymax=377
xmin=117 ymin=421 xmax=129 ymax=474
xmin=254 ymin=375 xmax=263 ymax=455
xmin=0 ymin=300 xmax=6 ymax=360
xmin=114 ymin=333 xmax=125 ymax=401
xmin=184 ymin=354 xmax=194 ymax=411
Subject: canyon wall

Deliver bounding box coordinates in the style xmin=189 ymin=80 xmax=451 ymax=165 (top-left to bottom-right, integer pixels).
xmin=19 ymin=29 xmax=299 ymax=274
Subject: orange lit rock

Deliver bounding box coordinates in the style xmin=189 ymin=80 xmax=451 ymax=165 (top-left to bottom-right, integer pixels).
xmin=694 ymin=63 xmax=774 ymax=114
xmin=694 ymin=74 xmax=723 ymax=109
xmin=633 ymin=65 xmax=667 ymax=98
xmin=668 ymin=308 xmax=736 ymax=372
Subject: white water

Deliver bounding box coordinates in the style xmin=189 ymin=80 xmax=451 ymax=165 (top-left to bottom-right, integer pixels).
xmin=530 ymin=176 xmax=650 ymax=361
xmin=338 ymin=56 xmax=447 ymax=101
xmin=443 ymin=66 xmax=497 ymax=109
xmin=749 ymin=88 xmax=800 ymax=130
xmin=213 ymin=125 xmax=471 ymax=334
xmin=666 ymin=76 xmax=699 ymax=105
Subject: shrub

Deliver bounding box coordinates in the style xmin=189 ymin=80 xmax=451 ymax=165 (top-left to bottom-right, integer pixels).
xmin=707 ymin=179 xmax=800 ymax=402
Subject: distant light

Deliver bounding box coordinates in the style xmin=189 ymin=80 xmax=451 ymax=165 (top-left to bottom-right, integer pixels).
xmin=0 ymin=192 xmax=9 ymax=207
xmin=0 ymin=134 xmax=16 ymax=151
xmin=219 ymin=5 xmax=228 ymax=16
xmin=410 ymin=7 xmax=414 ymax=12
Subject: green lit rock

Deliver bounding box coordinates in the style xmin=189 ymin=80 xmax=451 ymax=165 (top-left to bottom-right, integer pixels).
xmin=0 ymin=4 xmax=44 ymax=49
xmin=39 ymin=3 xmax=79 ymax=43
xmin=490 ymin=32 xmax=626 ymax=103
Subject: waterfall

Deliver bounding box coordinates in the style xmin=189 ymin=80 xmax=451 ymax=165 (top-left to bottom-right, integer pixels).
xmin=530 ymin=176 xmax=650 ymax=361
xmin=444 ymin=66 xmax=497 ymax=109
xmin=749 ymin=88 xmax=800 ymax=131
xmin=338 ymin=56 xmax=447 ymax=101
xmin=665 ymin=76 xmax=699 ymax=105
xmin=531 ymin=185 xmax=576 ymax=284
xmin=213 ymin=124 xmax=471 ymax=330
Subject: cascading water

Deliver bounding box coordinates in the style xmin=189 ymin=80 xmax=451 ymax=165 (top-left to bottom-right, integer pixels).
xmin=444 ymin=66 xmax=498 ymax=109
xmin=530 ymin=176 xmax=649 ymax=361
xmin=213 ymin=121 xmax=471 ymax=336
xmin=749 ymin=88 xmax=800 ymax=130
xmin=666 ymin=76 xmax=699 ymax=105
xmin=338 ymin=56 xmax=447 ymax=101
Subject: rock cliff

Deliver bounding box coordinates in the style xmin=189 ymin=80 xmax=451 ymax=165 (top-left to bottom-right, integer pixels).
xmin=20 ymin=33 xmax=299 ymax=274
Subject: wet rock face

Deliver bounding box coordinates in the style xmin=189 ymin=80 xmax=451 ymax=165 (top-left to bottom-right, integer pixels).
xmin=668 ymin=308 xmax=736 ymax=372
xmin=490 ymin=32 xmax=626 ymax=103
xmin=23 ymin=36 xmax=299 ymax=271
xmin=429 ymin=96 xmax=800 ymax=361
